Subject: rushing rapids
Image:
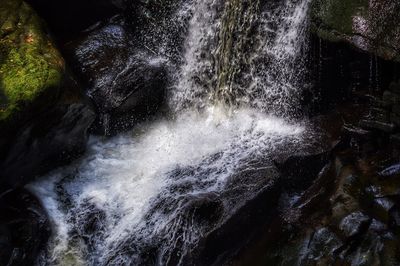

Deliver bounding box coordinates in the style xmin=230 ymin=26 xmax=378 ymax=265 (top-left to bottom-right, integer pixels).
xmin=28 ymin=0 xmax=314 ymax=265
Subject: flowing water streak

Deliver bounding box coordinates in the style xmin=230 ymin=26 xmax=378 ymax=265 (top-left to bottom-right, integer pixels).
xmin=252 ymin=0 xmax=311 ymax=114
xmin=171 ymin=0 xmax=311 ymax=114
xmin=28 ymin=0 xmax=313 ymax=265
xmin=213 ymin=0 xmax=260 ymax=107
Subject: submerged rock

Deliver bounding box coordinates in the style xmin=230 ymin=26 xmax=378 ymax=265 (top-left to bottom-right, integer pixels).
xmin=311 ymin=0 xmax=400 ymax=61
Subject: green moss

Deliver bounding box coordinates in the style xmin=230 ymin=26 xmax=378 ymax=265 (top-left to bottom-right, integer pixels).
xmin=311 ymin=0 xmax=400 ymax=61
xmin=312 ymin=0 xmax=368 ymax=35
xmin=0 ymin=0 xmax=64 ymax=122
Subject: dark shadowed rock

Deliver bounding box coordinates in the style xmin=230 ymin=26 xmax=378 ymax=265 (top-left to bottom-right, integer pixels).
xmin=0 ymin=104 xmax=95 ymax=192
xmin=67 ymin=22 xmax=167 ymax=135
xmin=25 ymin=0 xmax=125 ymax=40
xmin=0 ymin=189 xmax=50 ymax=266
xmin=311 ymin=0 xmax=400 ymax=61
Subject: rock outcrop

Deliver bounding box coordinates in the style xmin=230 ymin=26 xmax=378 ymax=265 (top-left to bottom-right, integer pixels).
xmin=0 ymin=0 xmax=95 ymax=190
xmin=311 ymin=0 xmax=400 ymax=61
xmin=0 ymin=0 xmax=64 ymax=134
xmin=0 ymin=189 xmax=50 ymax=266
xmin=65 ymin=21 xmax=167 ymax=135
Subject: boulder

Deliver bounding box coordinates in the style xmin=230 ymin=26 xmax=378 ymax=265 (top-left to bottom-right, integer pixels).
xmin=0 ymin=103 xmax=95 ymax=192
xmin=0 ymin=0 xmax=64 ymax=135
xmin=0 ymin=189 xmax=50 ymax=266
xmin=0 ymin=0 xmax=96 ymax=191
xmin=66 ymin=22 xmax=167 ymax=135
xmin=311 ymin=0 xmax=400 ymax=61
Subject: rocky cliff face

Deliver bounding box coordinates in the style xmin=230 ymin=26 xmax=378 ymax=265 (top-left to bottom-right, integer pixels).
xmin=311 ymin=0 xmax=400 ymax=61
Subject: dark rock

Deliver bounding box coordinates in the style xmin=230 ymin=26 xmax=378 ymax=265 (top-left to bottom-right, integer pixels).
xmin=0 ymin=0 xmax=65 ymax=138
xmin=339 ymin=212 xmax=371 ymax=238
xmin=371 ymin=198 xmax=396 ymax=222
xmin=379 ymin=163 xmax=400 ymax=177
xmin=390 ymin=133 xmax=400 ymax=146
xmin=301 ymin=227 xmax=342 ymax=264
xmin=389 ymin=208 xmax=400 ymax=230
xmin=368 ymin=107 xmax=391 ymax=122
xmin=0 ymin=104 xmax=95 ymax=192
xmin=311 ymin=0 xmax=400 ymax=61
xmin=67 ymin=22 xmax=167 ymax=135
xmin=359 ymin=119 xmax=396 ymax=133
xmin=383 ymin=90 xmax=400 ymax=107
xmin=389 ymin=80 xmax=400 ymax=94
xmin=0 ymin=189 xmax=50 ymax=265
xmin=392 ymin=103 xmax=400 ymax=115
xmin=391 ymin=112 xmax=400 ymax=127
xmin=25 ymin=0 xmax=124 ymax=41
xmin=342 ymin=124 xmax=373 ymax=139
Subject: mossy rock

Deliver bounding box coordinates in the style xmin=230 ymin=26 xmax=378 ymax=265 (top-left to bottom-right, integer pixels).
xmin=311 ymin=0 xmax=400 ymax=61
xmin=0 ymin=0 xmax=64 ymax=128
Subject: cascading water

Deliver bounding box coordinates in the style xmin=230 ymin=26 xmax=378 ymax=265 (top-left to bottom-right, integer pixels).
xmin=28 ymin=0 xmax=313 ymax=265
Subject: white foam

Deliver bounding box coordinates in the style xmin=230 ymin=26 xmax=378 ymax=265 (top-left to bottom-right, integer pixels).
xmin=29 ymin=107 xmax=304 ymax=264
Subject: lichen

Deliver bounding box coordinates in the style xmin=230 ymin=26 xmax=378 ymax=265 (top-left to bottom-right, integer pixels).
xmin=0 ymin=0 xmax=64 ymax=122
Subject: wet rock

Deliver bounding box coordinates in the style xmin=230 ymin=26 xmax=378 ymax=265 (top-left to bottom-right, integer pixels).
xmin=371 ymin=197 xmax=396 ymax=223
xmin=389 ymin=80 xmax=400 ymax=94
xmin=383 ymin=90 xmax=400 ymax=107
xmin=311 ymin=0 xmax=400 ymax=61
xmin=390 ymin=133 xmax=400 ymax=146
xmin=391 ymin=112 xmax=400 ymax=127
xmin=342 ymin=124 xmax=373 ymax=140
xmin=379 ymin=163 xmax=400 ymax=177
xmin=67 ymin=22 xmax=167 ymax=135
xmin=339 ymin=211 xmax=371 ymax=238
xmin=359 ymin=119 xmax=396 ymax=133
xmin=389 ymin=208 xmax=400 ymax=230
xmin=126 ymin=0 xmax=180 ymax=30
xmin=0 ymin=104 xmax=95 ymax=192
xmin=302 ymin=227 xmax=342 ymax=264
xmin=0 ymin=189 xmax=50 ymax=265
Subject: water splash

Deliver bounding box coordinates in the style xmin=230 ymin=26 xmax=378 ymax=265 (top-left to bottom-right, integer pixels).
xmin=29 ymin=0 xmax=313 ymax=264
xmin=29 ymin=108 xmax=306 ymax=265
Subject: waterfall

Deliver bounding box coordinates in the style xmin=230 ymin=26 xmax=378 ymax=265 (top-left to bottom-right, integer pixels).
xmin=171 ymin=0 xmax=311 ymax=114
xmin=28 ymin=0 xmax=313 ymax=265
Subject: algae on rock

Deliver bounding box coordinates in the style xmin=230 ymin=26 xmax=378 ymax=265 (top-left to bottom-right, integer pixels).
xmin=0 ymin=0 xmax=64 ymax=124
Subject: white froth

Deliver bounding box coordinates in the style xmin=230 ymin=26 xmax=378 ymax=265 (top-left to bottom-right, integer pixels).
xmin=29 ymin=107 xmax=304 ymax=264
